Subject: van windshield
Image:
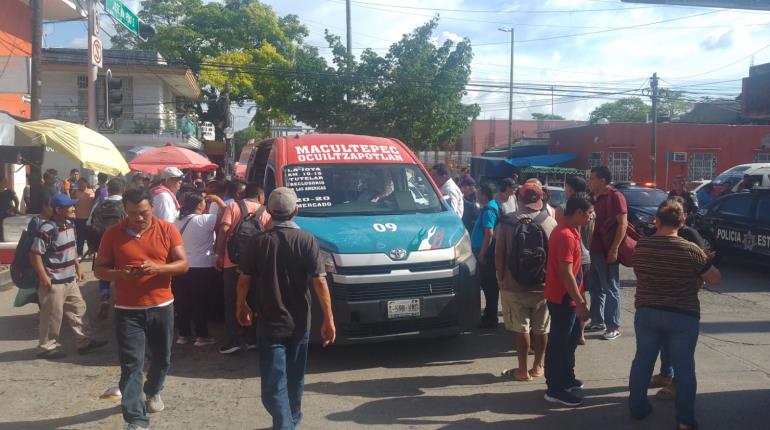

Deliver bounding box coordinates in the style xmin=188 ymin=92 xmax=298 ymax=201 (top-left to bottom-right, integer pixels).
xmin=284 ymin=163 xmax=444 ymax=216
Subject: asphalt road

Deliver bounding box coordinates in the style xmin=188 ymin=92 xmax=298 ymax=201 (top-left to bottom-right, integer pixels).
xmin=0 ymin=260 xmax=768 ymax=430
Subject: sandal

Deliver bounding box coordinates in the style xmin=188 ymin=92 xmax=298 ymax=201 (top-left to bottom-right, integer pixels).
xmin=500 ymin=368 xmax=533 ymax=381
xmin=529 ymin=367 xmax=544 ymax=378
xmin=656 ymin=384 xmax=676 ymax=400
xmin=650 ymin=374 xmax=673 ymax=389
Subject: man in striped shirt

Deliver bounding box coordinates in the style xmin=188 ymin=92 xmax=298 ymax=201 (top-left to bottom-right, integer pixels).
xmin=30 ymin=193 xmax=106 ymax=359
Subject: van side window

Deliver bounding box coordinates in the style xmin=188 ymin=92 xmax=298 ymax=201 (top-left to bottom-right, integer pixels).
xmin=717 ymin=194 xmax=753 ymax=219
xmin=264 ymin=166 xmax=276 ymax=196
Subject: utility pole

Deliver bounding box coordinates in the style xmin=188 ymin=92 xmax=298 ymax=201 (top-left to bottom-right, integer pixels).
xmin=223 ymin=80 xmax=232 ymax=179
xmin=345 ymin=0 xmax=352 ymax=57
xmin=30 ymin=0 xmax=42 ymax=120
xmin=86 ymin=0 xmax=98 ymax=129
xmin=498 ymin=27 xmax=514 ymax=155
xmin=650 ymin=72 xmax=659 ymax=184
xmin=551 ymin=86 xmax=554 ymax=116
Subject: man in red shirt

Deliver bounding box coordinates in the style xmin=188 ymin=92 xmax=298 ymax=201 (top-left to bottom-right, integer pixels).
xmin=587 ymin=166 xmax=628 ymax=341
xmin=95 ymin=188 xmax=189 ymax=430
xmin=543 ymin=195 xmax=594 ymax=407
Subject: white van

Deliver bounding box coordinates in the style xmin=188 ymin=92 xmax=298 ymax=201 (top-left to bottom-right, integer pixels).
xmin=711 ymin=163 xmax=770 ymax=193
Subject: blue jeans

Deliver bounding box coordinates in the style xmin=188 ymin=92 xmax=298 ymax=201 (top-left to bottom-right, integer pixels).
xmin=589 ymin=251 xmax=621 ymax=330
xmin=115 ymin=304 xmax=174 ymax=428
xmin=544 ymin=301 xmax=581 ymax=394
xmin=259 ymin=332 xmax=310 ymax=430
xmin=659 ymin=339 xmax=674 ymax=379
xmin=98 ymin=280 xmax=110 ymax=300
xmin=629 ymin=307 xmax=699 ymax=426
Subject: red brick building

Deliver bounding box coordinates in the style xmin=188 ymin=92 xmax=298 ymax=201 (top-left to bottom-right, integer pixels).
xmin=458 ymin=119 xmax=586 ymax=155
xmin=548 ymin=122 xmax=770 ymax=189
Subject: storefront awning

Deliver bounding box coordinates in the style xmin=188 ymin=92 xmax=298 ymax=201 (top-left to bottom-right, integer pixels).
xmin=505 ymin=152 xmax=576 ymax=167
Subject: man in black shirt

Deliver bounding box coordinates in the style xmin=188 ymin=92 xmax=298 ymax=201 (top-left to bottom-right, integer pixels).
xmin=668 ymin=177 xmax=698 ymax=215
xmin=236 ymin=187 xmax=335 ymax=430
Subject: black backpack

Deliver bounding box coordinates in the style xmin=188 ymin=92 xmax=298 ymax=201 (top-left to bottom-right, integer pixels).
xmin=502 ymin=209 xmax=550 ymax=288
xmin=226 ymin=200 xmax=267 ymax=265
xmin=90 ymin=199 xmax=126 ymax=234
xmin=11 ymin=219 xmax=57 ymax=290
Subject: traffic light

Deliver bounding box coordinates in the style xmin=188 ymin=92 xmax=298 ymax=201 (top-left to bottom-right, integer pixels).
xmin=105 ymin=69 xmax=123 ymax=126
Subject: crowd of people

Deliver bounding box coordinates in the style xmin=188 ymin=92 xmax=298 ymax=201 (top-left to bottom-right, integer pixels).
xmin=436 ymin=163 xmax=720 ymax=430
xmin=16 ymin=161 xmax=721 ymax=430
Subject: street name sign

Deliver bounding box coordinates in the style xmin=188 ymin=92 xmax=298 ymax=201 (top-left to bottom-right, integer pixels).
xmin=105 ymin=0 xmax=139 ymax=36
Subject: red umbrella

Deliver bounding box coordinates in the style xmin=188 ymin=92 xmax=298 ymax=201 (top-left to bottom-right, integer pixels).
xmin=128 ymin=144 xmax=218 ymax=174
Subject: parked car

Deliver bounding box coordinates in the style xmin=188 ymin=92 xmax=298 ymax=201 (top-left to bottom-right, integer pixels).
xmin=710 ymin=163 xmax=770 ymax=196
xmin=545 ymin=185 xmax=565 ymax=209
xmin=614 ymin=182 xmax=669 ymax=236
xmin=690 ymin=189 xmax=770 ymax=263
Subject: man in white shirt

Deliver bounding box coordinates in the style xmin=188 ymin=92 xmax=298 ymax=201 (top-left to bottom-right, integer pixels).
xmin=496 ymin=178 xmax=519 ymax=216
xmin=151 ymin=167 xmax=184 ymax=223
xmin=430 ymin=163 xmax=463 ymax=217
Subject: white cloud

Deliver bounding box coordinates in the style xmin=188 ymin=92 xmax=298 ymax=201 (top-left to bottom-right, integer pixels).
xmin=442 ymin=31 xmax=465 ymax=43
xmin=68 ymin=37 xmax=88 ymax=49
xmin=551 ymin=51 xmax=561 ymax=63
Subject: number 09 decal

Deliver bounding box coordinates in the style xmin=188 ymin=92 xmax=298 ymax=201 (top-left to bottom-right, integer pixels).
xmin=373 ymin=223 xmax=398 ymax=232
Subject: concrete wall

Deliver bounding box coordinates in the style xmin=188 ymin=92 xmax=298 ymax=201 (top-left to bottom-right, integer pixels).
xmin=0 ymin=0 xmax=32 ymax=118
xmin=549 ymin=123 xmax=770 ymax=189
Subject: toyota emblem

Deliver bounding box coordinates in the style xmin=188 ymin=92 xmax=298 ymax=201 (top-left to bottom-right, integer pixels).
xmin=388 ymin=248 xmax=408 ymax=261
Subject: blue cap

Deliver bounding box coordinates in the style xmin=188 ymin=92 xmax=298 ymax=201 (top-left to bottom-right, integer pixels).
xmin=50 ymin=193 xmax=79 ymax=208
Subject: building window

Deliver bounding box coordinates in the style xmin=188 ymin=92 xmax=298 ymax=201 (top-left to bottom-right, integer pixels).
xmin=688 ymin=153 xmax=717 ymax=181
xmin=608 ymin=152 xmax=632 ymax=182
xmin=754 ymin=153 xmax=770 ymax=163
xmin=588 ymin=152 xmax=602 ymax=169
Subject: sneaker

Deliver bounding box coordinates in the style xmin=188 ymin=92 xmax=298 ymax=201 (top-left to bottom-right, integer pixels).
xmin=245 ymin=342 xmax=258 ymax=351
xmin=602 ymin=330 xmax=621 ymax=341
xmin=77 ymin=339 xmax=108 ymax=355
xmin=585 ymin=323 xmax=606 ymax=333
xmin=37 ymin=349 xmax=67 ymax=360
xmin=544 ymin=390 xmax=583 ymax=407
xmin=124 ymin=423 xmax=147 ymax=430
xmin=176 ymin=336 xmax=194 ymax=345
xmin=194 ymin=337 xmax=216 ymax=347
xmin=219 ymin=343 xmax=241 ymax=354
xmin=146 ymin=394 xmax=164 ymax=413
xmin=565 ymin=378 xmax=584 ymax=393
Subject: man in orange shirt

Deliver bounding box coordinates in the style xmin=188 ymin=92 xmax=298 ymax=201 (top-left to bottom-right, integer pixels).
xmin=95 ymin=188 xmax=189 ymax=430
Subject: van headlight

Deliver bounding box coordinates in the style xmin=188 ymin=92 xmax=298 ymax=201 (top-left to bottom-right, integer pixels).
xmin=454 ymin=232 xmax=473 ymax=262
xmin=320 ymin=250 xmax=336 ymax=274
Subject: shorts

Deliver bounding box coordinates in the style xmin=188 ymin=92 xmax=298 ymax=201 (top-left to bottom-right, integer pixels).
xmin=501 ymin=290 xmax=550 ymax=335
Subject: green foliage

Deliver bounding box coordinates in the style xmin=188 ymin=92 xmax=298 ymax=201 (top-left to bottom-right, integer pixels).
xmin=289 ymin=19 xmax=480 ymax=151
xmin=233 ymin=127 xmax=268 ymax=158
xmin=657 ymin=89 xmax=694 ymax=119
xmin=111 ymin=0 xmax=307 ymax=135
xmin=531 ymin=113 xmax=565 ymax=120
xmin=589 ymin=97 xmax=651 ymax=123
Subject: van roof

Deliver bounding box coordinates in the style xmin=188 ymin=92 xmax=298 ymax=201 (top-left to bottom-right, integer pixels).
xmin=282 ymin=133 xmax=419 ymax=165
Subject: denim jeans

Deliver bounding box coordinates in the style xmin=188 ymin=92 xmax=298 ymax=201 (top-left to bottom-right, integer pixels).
xmin=588 ymin=251 xmax=621 ymax=330
xmin=629 ymin=307 xmax=699 ymax=426
xmin=544 ymin=300 xmax=581 ymax=394
xmin=659 ymin=338 xmax=674 ymax=379
xmin=98 ymin=280 xmax=111 ymax=300
xmin=115 ymin=304 xmax=174 ymax=428
xmin=74 ymin=218 xmax=88 ymax=256
xmin=173 ymin=267 xmax=216 ymax=338
xmin=259 ymin=332 xmax=310 ymax=430
xmin=224 ymin=267 xmax=256 ymax=346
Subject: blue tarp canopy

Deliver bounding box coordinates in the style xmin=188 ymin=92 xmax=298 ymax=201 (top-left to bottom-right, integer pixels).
xmin=504 ymin=152 xmax=576 ymax=167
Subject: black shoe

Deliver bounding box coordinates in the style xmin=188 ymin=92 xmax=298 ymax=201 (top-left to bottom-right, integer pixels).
xmin=565 ymin=378 xmax=584 ymax=393
xmin=219 ymin=342 xmax=241 ymax=354
xmin=78 ymin=339 xmax=108 ymax=355
xmin=544 ymin=390 xmax=583 ymax=407
xmin=477 ymin=319 xmax=498 ymax=329
xmin=37 ymin=349 xmax=67 ymax=360
xmin=631 ymin=402 xmax=653 ymax=420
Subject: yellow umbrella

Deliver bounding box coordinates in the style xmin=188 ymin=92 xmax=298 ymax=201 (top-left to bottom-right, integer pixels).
xmin=15 ymin=119 xmax=130 ymax=176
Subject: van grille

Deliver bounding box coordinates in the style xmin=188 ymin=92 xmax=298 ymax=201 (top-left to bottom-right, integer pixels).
xmin=331 ymin=278 xmax=455 ymax=302
xmin=335 ymin=260 xmax=455 ymax=276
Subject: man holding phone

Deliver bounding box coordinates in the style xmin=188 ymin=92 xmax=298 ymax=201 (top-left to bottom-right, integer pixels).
xmin=95 ymin=188 xmax=189 ymax=430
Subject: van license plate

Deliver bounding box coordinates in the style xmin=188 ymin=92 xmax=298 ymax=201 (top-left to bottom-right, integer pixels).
xmin=387 ymin=299 xmax=421 ymax=319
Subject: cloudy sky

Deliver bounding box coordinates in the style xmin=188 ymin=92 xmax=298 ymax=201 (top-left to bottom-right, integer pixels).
xmin=45 ymin=0 xmax=770 ymax=128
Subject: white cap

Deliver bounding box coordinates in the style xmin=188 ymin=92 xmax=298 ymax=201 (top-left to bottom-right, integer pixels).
xmin=160 ymin=166 xmax=184 ymax=180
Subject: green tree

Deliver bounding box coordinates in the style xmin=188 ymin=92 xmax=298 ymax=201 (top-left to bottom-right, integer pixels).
xmin=111 ymin=0 xmax=308 ymax=136
xmin=657 ymin=89 xmax=694 ymax=119
xmin=290 ymin=19 xmax=480 ymax=151
xmin=233 ymin=126 xmax=268 ymax=158
xmin=531 ymin=113 xmax=565 ymax=120
xmin=589 ymin=97 xmax=651 ymax=123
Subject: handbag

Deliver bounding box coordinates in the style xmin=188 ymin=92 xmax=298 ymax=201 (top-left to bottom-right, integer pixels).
xmin=598 ymin=189 xmax=640 ymax=267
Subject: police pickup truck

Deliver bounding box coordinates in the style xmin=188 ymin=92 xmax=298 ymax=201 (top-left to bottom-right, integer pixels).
xmin=689 ymin=189 xmax=770 ymax=262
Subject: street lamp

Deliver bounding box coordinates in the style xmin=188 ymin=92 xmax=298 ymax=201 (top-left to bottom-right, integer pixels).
xmin=498 ymin=27 xmax=514 ymax=157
